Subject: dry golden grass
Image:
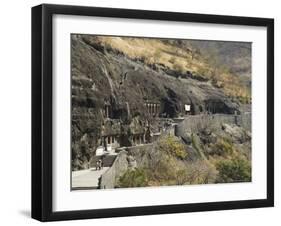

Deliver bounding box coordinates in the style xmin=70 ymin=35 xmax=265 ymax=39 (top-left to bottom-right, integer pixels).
xmin=96 ymin=36 xmax=251 ymax=103
xmin=97 ymin=36 xmax=204 ymax=72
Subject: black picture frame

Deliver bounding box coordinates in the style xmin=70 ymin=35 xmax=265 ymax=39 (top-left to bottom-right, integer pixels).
xmin=32 ymin=4 xmax=274 ymax=222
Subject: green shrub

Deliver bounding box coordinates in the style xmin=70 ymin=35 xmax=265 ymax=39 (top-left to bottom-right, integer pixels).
xmin=117 ymin=168 xmax=148 ymax=188
xmin=158 ymin=135 xmax=188 ymax=160
xmin=149 ymin=158 xmax=176 ymax=182
xmin=174 ymin=161 xmax=218 ymax=185
xmin=210 ymin=137 xmax=234 ymax=157
xmin=216 ymin=156 xmax=251 ymax=183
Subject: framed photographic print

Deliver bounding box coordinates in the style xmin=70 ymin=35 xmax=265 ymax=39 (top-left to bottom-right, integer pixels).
xmin=32 ymin=4 xmax=274 ymax=221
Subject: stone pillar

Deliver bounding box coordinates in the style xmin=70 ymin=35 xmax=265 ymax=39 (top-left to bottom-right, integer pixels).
xmin=106 ymin=106 xmax=109 ymax=118
xmin=157 ymin=104 xmax=159 ymax=115
xmin=104 ymin=137 xmax=107 ymax=151
xmin=139 ymin=135 xmax=141 ymax=144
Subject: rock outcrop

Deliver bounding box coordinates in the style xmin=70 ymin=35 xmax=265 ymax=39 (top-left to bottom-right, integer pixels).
xmin=71 ymin=34 xmax=244 ymax=169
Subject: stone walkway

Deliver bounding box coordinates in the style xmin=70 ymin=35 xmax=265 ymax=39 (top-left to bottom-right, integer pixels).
xmin=72 ymin=167 xmax=109 ymax=190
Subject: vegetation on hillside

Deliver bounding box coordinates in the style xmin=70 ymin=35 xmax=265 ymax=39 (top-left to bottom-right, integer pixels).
xmin=89 ymin=36 xmax=251 ymax=104
xmin=117 ymin=168 xmax=149 ymax=188
xmin=215 ymin=155 xmax=251 ymax=183
xmin=117 ymin=135 xmax=218 ymax=188
xmin=158 ymin=135 xmax=187 ymax=160
xmin=204 ymin=135 xmax=251 ymax=183
xmin=117 ymin=125 xmax=251 ymax=188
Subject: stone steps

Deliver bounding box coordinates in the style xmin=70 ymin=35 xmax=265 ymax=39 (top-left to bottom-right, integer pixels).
xmin=90 ymin=155 xmax=117 ymax=167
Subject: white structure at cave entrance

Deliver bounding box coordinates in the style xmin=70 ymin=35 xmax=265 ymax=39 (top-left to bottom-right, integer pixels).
xmin=95 ymin=145 xmax=115 ymax=156
xmin=185 ymin=104 xmax=191 ymax=114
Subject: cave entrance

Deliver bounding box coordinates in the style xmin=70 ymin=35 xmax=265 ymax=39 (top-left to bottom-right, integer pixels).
xmin=132 ymin=133 xmax=145 ymax=146
xmin=162 ymin=99 xmax=178 ymax=118
xmin=205 ymin=99 xmax=233 ymax=114
xmin=101 ymin=135 xmax=120 ymax=154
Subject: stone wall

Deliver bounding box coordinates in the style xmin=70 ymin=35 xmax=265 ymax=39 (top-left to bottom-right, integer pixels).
xmin=126 ymin=144 xmax=155 ymax=168
xmin=237 ymin=113 xmax=251 ymax=130
xmin=175 ymin=113 xmax=251 ymax=137
xmin=99 ymin=151 xmax=129 ymax=189
xmin=99 ymin=144 xmax=154 ymax=189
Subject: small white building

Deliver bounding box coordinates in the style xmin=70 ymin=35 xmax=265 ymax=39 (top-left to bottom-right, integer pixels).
xmin=95 ymin=145 xmax=114 ymax=156
xmin=96 ymin=135 xmax=119 ymax=156
xmin=95 ymin=146 xmax=105 ymax=156
xmin=185 ymin=104 xmax=191 ymax=114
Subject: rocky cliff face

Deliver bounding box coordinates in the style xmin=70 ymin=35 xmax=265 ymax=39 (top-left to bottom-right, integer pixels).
xmin=71 ymin=34 xmax=244 ymax=170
